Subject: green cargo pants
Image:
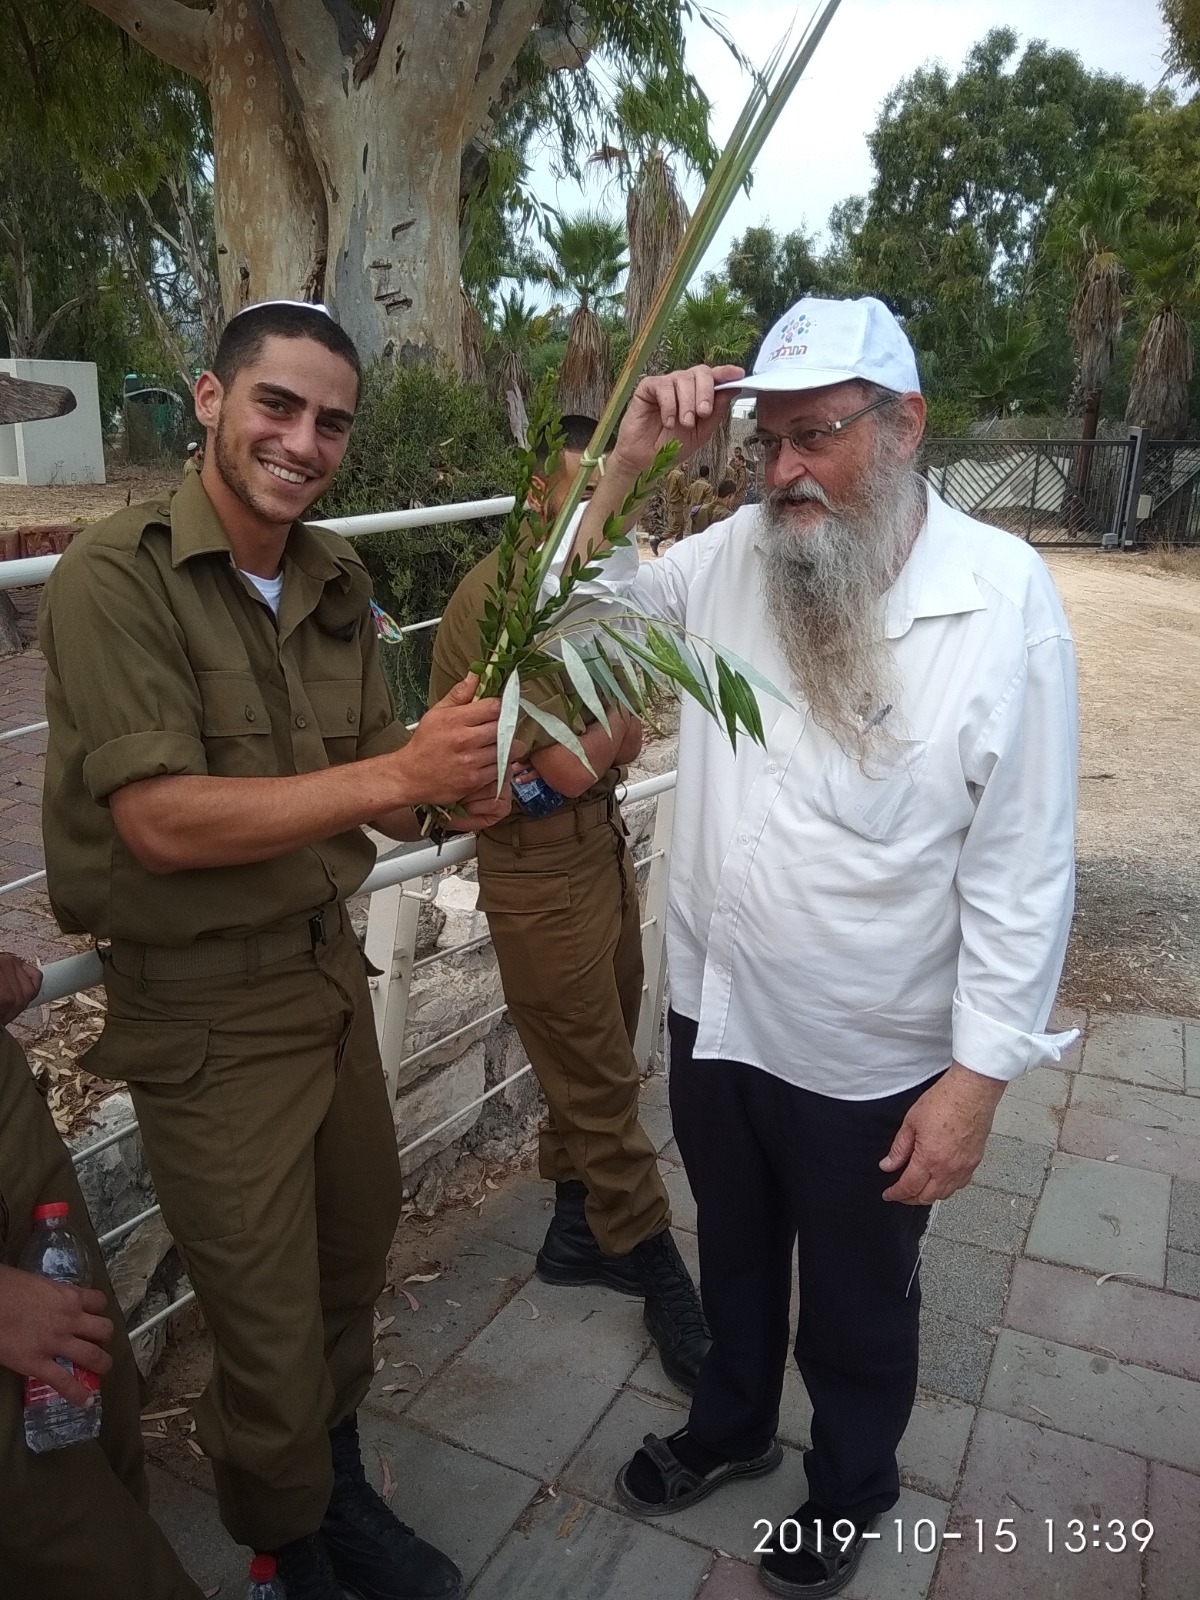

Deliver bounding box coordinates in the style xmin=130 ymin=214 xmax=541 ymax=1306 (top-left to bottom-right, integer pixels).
xmin=0 ymin=1029 xmax=203 ymax=1600
xmin=476 ymin=795 xmax=671 ymax=1256
xmin=82 ymin=904 xmax=403 ymax=1551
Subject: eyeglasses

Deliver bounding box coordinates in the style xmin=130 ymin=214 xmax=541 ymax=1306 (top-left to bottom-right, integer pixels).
xmin=743 ymin=394 xmax=901 ymax=463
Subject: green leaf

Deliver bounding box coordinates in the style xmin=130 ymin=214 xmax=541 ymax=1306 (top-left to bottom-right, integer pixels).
xmin=709 ymin=644 xmax=793 ymax=706
xmin=518 ymin=698 xmax=595 ymax=777
xmin=584 ymin=645 xmax=639 ymax=717
xmin=559 ymin=637 xmax=611 ymax=735
xmin=495 ymin=670 xmax=522 ymax=796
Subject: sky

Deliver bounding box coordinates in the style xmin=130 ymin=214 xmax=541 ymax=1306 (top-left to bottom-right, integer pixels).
xmin=523 ymin=0 xmax=1174 ymax=287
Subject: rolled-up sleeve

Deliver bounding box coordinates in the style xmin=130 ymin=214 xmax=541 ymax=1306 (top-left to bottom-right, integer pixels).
xmin=952 ymin=630 xmax=1080 ymax=1080
xmin=43 ymin=546 xmax=208 ymax=802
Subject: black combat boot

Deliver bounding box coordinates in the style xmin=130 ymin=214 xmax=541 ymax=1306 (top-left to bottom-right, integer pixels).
xmin=535 ymin=1180 xmax=642 ymax=1296
xmin=270 ymin=1533 xmax=344 ymax=1599
xmin=321 ymin=1414 xmax=462 ymax=1599
xmin=631 ymin=1228 xmax=711 ymax=1394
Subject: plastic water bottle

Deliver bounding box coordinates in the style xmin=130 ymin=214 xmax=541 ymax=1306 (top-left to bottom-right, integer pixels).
xmin=245 ymin=1554 xmax=285 ymax=1597
xmin=19 ymin=1201 xmax=103 ymax=1452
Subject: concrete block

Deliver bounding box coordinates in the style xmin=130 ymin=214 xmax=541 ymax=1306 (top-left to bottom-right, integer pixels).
xmin=473 ymin=1169 xmax=554 ymax=1257
xmin=929 ymin=1410 xmax=1145 ymax=1600
xmin=984 ymin=1330 xmax=1200 ymax=1474
xmin=352 ymin=1412 xmax=541 ymax=1587
xmin=1003 ymin=1257 xmax=1200 ymax=1383
xmin=366 ymin=1232 xmax=535 ymax=1416
xmin=1081 ymin=1015 xmax=1185 ymax=1091
xmin=936 ymin=1183 xmax=1034 ymax=1255
xmin=1145 ymin=1461 xmax=1200 ymax=1600
xmin=1185 ymin=1023 xmax=1200 ymax=1097
xmin=407 ymin=1275 xmax=650 ymax=1479
xmin=693 ymin=1557 xmax=760 ymax=1600
xmin=919 ymin=1237 xmax=1014 ymax=1330
xmin=1169 ymin=1178 xmax=1200 ymax=1254
xmin=1060 ymin=1109 xmax=1200 ymax=1185
xmin=895 ymin=1392 xmax=975 ymax=1501
xmin=1008 ymin=1066 xmax=1071 ymax=1110
xmin=1166 ymin=1248 xmax=1200 ymax=1298
xmin=990 ymin=1093 xmax=1061 ymax=1147
xmin=917 ymin=1311 xmax=996 ymax=1404
xmin=841 ymin=1488 xmax=949 ymax=1600
xmin=1070 ymin=1075 xmax=1200 ymax=1140
xmin=469 ymin=1488 xmax=711 ymax=1600
xmin=1026 ymin=1154 xmax=1170 ymax=1284
xmin=972 ymin=1133 xmax=1053 ymax=1198
xmin=147 ymin=1465 xmax=244 ymax=1595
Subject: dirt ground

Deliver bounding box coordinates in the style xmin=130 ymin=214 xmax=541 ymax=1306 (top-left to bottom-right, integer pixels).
xmin=1045 ymin=548 xmax=1200 ymax=1017
xmin=0 ymin=461 xmax=181 ymax=528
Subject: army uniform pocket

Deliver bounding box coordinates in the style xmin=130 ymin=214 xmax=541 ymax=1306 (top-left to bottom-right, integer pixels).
xmin=475 ymin=869 xmax=587 ymax=1015
xmin=196 ymin=670 xmax=273 ymax=777
xmin=80 ymin=1016 xmax=244 ymax=1242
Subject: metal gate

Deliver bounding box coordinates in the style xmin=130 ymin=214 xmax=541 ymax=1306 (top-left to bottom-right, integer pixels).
xmin=922 ymin=436 xmax=1138 ymax=547
xmin=1135 ymin=441 xmax=1200 ymax=546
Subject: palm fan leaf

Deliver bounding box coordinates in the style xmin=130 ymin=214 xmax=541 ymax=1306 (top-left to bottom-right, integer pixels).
xmin=1127 ymin=305 xmax=1194 ymax=439
xmin=626 ymin=150 xmax=690 ymax=338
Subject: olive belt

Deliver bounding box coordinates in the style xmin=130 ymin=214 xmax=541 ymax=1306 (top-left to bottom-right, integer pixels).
xmin=104 ymin=903 xmax=344 ymax=981
xmin=482 ymin=789 xmax=620 ymax=849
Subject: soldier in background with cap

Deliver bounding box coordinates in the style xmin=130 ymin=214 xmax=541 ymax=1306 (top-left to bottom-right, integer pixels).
xmin=430 ymin=414 xmax=711 ymax=1396
xmin=548 ymin=296 xmax=1078 ymax=1596
xmin=39 ymin=301 xmax=509 ymax=1600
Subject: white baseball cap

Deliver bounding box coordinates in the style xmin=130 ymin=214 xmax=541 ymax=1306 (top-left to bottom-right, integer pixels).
xmin=717 ymin=295 xmax=920 ymax=395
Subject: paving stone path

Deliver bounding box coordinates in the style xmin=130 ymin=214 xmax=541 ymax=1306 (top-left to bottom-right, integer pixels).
xmin=151 ymin=1010 xmax=1200 ymax=1600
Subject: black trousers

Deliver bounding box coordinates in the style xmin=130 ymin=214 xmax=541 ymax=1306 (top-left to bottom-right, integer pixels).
xmin=668 ymin=1010 xmax=936 ymax=1523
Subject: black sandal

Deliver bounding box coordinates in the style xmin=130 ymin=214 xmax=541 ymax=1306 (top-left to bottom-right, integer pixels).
xmin=758 ymin=1511 xmax=879 ymax=1597
xmin=614 ymin=1428 xmax=784 ymax=1517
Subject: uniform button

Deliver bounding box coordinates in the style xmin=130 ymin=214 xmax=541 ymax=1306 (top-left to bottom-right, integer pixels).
xmin=295 ymin=714 xmax=307 ymax=729
xmin=244 ymin=706 xmax=256 ymax=722
xmin=346 ymin=707 xmax=357 ymax=724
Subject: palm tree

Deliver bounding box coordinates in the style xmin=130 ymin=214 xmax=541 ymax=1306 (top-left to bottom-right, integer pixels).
xmin=1048 ymin=165 xmax=1145 ymax=445
xmin=487 ymin=289 xmax=553 ymax=443
xmin=965 ymin=314 xmax=1043 ymax=418
xmin=526 ymin=210 xmax=627 ymax=417
xmin=1124 ymin=222 xmax=1199 ymax=439
xmin=664 ymin=280 xmax=758 ymax=475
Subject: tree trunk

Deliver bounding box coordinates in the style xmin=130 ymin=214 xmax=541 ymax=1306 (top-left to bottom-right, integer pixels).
xmin=1071 ymin=386 xmax=1102 ymax=494
xmin=82 ymin=0 xmax=578 ymax=365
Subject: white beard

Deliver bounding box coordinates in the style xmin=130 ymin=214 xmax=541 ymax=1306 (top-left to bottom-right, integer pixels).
xmin=758 ymin=459 xmax=925 ymax=762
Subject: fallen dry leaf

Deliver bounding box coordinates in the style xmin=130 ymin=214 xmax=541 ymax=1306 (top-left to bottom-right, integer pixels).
xmin=376 ymin=1446 xmax=396 ymax=1505
xmin=400 ymin=1289 xmax=420 ymax=1313
xmin=556 ymin=1502 xmax=585 ymax=1540
xmin=515 ymin=1296 xmax=540 ymax=1321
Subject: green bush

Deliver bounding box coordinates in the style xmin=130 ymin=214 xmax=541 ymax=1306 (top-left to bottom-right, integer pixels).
xmin=315 ymin=361 xmax=519 ymax=719
xmin=923 ymin=396 xmax=976 ymax=438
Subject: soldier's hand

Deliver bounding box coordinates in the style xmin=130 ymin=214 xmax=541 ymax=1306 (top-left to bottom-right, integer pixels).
xmin=0 ymin=953 xmax=42 ymax=1025
xmin=610 ymin=364 xmax=745 ymax=478
xmin=403 ymin=675 xmax=501 ymax=803
xmin=0 ymin=1264 xmax=113 ymax=1405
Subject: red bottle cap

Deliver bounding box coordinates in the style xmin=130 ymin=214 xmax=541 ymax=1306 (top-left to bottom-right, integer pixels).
xmin=249 ymin=1554 xmax=276 ymax=1581
xmin=32 ymin=1202 xmax=70 ymax=1221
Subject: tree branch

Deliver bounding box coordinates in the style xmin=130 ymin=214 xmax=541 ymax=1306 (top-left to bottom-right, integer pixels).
xmin=465 ymin=0 xmax=591 ymax=146
xmin=77 ymin=0 xmax=210 ymax=80
xmin=0 ymin=293 xmax=19 ymax=358
xmin=32 ymin=293 xmax=93 ymax=359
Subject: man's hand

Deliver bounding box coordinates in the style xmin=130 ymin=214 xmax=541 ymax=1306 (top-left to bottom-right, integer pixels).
xmin=400 ymin=675 xmax=502 ymax=805
xmin=0 ymin=1263 xmax=113 ymax=1405
xmin=610 ymin=364 xmax=746 ymax=479
xmin=879 ymin=1063 xmax=1007 ymax=1205
xmin=0 ymin=953 xmax=41 ymax=1025
xmin=443 ymin=776 xmax=520 ymax=833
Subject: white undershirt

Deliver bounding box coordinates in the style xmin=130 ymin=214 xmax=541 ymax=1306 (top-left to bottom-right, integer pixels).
xmin=240 ymin=568 xmax=284 ymax=616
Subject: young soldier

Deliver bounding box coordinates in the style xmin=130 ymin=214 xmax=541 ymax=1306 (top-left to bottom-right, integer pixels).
xmin=0 ymin=952 xmax=204 ymax=1600
xmin=40 ymin=302 xmax=509 ymax=1600
xmin=429 ymin=415 xmax=710 ymax=1395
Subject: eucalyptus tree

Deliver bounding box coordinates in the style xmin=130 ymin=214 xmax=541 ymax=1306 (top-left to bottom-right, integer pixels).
xmin=73 ymin=0 xmax=721 ymax=365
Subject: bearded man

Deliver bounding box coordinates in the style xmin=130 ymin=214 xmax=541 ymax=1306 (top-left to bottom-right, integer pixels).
xmin=557 ymin=297 xmax=1079 ymax=1596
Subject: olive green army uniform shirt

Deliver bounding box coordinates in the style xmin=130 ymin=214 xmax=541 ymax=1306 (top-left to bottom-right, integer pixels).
xmin=429 ymin=542 xmax=617 ymax=806
xmin=39 ymin=469 xmax=407 ymax=946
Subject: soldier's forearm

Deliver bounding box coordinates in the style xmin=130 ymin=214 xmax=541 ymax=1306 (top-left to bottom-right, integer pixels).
xmin=109 ymin=756 xmax=427 ymax=873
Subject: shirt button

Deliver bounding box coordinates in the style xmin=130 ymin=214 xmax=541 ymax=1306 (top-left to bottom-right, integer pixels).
xmin=346 ymin=708 xmax=357 ymax=724
xmin=740 ymin=833 xmax=750 ymax=845
xmin=767 ymin=762 xmax=779 ymax=775
xmin=295 ymin=714 xmax=307 ymax=729
xmin=244 ymin=707 xmax=256 ymax=722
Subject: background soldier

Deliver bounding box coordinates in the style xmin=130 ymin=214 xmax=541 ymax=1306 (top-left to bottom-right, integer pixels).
xmin=429 ymin=415 xmax=710 ymax=1395
xmin=40 ymin=302 xmax=508 ymax=1600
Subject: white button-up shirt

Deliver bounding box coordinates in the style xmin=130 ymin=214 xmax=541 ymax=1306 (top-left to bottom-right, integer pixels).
xmin=567 ymin=486 xmax=1079 ymax=1099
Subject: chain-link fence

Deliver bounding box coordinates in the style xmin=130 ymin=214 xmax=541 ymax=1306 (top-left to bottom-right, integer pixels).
xmin=1138 ymin=442 xmax=1200 ymax=547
